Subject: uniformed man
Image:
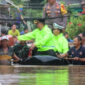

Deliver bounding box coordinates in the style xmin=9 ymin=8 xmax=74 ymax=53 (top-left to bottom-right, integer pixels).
xmin=53 ymin=23 xmax=69 ymax=54
xmin=43 ymin=0 xmax=67 ymax=29
xmin=18 ymin=19 xmax=56 ymax=56
xmin=60 ymin=36 xmax=85 ymax=65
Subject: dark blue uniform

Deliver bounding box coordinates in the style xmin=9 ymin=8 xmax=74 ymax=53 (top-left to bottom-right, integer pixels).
xmin=68 ymin=46 xmax=85 ymax=65
xmin=68 ymin=46 xmax=85 ymax=58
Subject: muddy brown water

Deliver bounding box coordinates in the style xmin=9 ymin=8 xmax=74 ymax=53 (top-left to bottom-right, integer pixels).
xmin=0 ymin=65 xmax=85 ymax=85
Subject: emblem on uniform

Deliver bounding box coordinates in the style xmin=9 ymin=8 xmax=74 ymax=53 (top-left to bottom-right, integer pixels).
xmin=72 ymin=52 xmax=74 ymax=55
xmin=79 ymin=52 xmax=83 ymax=55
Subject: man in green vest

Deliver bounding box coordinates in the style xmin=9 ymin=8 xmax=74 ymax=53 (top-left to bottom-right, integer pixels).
xmin=18 ymin=19 xmax=56 ymax=56
xmin=53 ymin=23 xmax=69 ymax=54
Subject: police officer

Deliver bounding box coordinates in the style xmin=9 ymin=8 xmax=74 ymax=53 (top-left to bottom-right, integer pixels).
xmin=53 ymin=23 xmax=69 ymax=54
xmin=43 ymin=0 xmax=67 ymax=29
xmin=18 ymin=19 xmax=56 ymax=56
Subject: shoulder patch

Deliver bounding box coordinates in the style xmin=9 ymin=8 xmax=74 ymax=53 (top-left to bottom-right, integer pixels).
xmin=56 ymin=3 xmax=60 ymax=9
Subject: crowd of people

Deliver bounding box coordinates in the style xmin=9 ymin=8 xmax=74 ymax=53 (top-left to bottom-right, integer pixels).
xmin=0 ymin=0 xmax=85 ymax=65
xmin=0 ymin=19 xmax=85 ymax=65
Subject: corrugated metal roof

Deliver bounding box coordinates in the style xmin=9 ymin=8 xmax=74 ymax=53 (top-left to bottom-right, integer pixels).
xmin=0 ymin=0 xmax=7 ymax=5
xmin=57 ymin=0 xmax=82 ymax=4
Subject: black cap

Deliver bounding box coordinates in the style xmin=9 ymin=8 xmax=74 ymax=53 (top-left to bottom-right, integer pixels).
xmin=34 ymin=18 xmax=45 ymax=24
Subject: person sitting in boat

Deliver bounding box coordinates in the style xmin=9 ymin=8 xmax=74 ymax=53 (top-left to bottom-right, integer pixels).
xmin=13 ymin=41 xmax=30 ymax=62
xmin=18 ymin=19 xmax=56 ymax=56
xmin=0 ymin=29 xmax=15 ymax=47
xmin=0 ymin=36 xmax=20 ymax=65
xmin=53 ymin=23 xmax=69 ymax=55
xmin=60 ymin=36 xmax=85 ymax=65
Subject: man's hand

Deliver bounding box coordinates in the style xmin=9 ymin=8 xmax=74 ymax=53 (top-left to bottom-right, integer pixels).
xmin=73 ymin=57 xmax=79 ymax=61
xmin=57 ymin=53 xmax=68 ymax=58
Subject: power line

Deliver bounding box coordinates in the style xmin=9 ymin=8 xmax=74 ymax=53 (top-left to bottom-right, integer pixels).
xmin=0 ymin=14 xmax=80 ymax=22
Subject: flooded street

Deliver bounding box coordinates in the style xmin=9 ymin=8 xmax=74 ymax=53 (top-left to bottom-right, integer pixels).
xmin=0 ymin=65 xmax=85 ymax=85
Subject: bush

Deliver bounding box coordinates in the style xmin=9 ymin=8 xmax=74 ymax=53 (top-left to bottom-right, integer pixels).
xmin=66 ymin=15 xmax=85 ymax=38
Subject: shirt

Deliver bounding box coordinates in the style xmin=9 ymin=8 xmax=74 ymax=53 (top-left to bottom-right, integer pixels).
xmin=0 ymin=47 xmax=13 ymax=60
xmin=13 ymin=44 xmax=29 ymax=59
xmin=8 ymin=29 xmax=20 ymax=36
xmin=20 ymin=31 xmax=24 ymax=35
xmin=68 ymin=46 xmax=85 ymax=58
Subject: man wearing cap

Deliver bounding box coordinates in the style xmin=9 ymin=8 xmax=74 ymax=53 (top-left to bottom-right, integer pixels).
xmin=43 ymin=0 xmax=67 ymax=29
xmin=18 ymin=19 xmax=56 ymax=56
xmin=0 ymin=36 xmax=20 ymax=65
xmin=53 ymin=23 xmax=69 ymax=54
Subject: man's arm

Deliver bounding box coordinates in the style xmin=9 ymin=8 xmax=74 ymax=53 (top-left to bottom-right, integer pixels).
xmin=43 ymin=6 xmax=46 ymax=18
xmin=18 ymin=30 xmax=36 ymax=41
xmin=79 ymin=58 xmax=85 ymax=62
xmin=62 ymin=38 xmax=69 ymax=54
xmin=13 ymin=53 xmax=20 ymax=62
xmin=59 ymin=47 xmax=71 ymax=58
xmin=57 ymin=53 xmax=68 ymax=58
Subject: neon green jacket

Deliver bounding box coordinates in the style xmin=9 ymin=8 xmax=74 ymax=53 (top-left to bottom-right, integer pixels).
xmin=18 ymin=25 xmax=55 ymax=51
xmin=53 ymin=33 xmax=69 ymax=53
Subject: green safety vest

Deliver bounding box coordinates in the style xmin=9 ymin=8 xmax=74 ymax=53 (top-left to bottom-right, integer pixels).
xmin=18 ymin=25 xmax=55 ymax=51
xmin=53 ymin=33 xmax=69 ymax=53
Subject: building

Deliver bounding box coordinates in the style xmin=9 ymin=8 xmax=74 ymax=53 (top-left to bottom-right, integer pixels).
xmin=0 ymin=0 xmax=10 ymax=19
xmin=0 ymin=0 xmax=11 ymax=35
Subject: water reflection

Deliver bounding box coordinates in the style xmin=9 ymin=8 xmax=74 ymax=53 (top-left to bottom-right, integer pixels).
xmin=0 ymin=66 xmax=69 ymax=85
xmin=0 ymin=65 xmax=85 ymax=85
xmin=19 ymin=69 xmax=69 ymax=85
xmin=69 ymin=66 xmax=85 ymax=85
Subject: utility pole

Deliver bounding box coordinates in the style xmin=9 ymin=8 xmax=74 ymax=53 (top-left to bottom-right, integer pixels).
xmin=0 ymin=24 xmax=1 ymax=36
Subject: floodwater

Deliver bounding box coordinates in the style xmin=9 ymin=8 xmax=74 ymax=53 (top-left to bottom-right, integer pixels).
xmin=0 ymin=65 xmax=85 ymax=85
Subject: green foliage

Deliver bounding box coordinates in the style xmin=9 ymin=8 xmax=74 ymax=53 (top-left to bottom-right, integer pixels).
xmin=12 ymin=0 xmax=23 ymax=5
xmin=25 ymin=9 xmax=43 ymax=18
xmin=66 ymin=15 xmax=85 ymax=38
xmin=41 ymin=0 xmax=47 ymax=4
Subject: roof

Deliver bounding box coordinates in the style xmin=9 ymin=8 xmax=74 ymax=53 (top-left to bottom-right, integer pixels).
xmin=0 ymin=0 xmax=7 ymax=5
xmin=0 ymin=0 xmax=9 ymax=8
xmin=57 ymin=0 xmax=82 ymax=5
